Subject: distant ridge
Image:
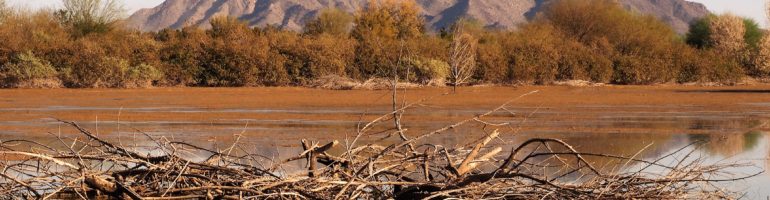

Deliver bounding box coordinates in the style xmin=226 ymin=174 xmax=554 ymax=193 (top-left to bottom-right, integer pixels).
xmin=127 ymin=0 xmax=710 ymax=33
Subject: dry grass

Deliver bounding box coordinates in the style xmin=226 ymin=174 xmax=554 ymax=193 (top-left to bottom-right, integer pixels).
xmin=7 ymin=78 xmax=62 ymax=89
xmin=310 ymin=75 xmax=420 ymax=90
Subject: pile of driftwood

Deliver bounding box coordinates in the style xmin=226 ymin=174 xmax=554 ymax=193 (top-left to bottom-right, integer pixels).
xmin=0 ymin=92 xmax=762 ymax=199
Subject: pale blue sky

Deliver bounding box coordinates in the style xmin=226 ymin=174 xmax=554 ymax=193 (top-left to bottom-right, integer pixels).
xmin=690 ymin=0 xmax=768 ymax=27
xmin=7 ymin=0 xmax=164 ymax=12
xmin=6 ymin=0 xmax=769 ymax=27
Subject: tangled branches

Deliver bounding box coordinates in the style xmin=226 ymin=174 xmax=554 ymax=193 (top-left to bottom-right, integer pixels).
xmin=0 ymin=96 xmax=762 ymax=199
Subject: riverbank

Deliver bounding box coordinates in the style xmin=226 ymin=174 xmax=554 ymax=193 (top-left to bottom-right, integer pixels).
xmin=3 ymin=85 xmax=770 ymax=109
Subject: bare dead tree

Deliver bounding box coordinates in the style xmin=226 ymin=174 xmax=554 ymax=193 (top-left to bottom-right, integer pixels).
xmin=448 ymin=21 xmax=478 ymax=92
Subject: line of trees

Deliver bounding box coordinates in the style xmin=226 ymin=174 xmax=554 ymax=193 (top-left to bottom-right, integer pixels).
xmin=0 ymin=0 xmax=768 ymax=88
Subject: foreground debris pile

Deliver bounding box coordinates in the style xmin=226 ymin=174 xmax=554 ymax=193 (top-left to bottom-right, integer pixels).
xmin=0 ymin=104 xmax=760 ymax=199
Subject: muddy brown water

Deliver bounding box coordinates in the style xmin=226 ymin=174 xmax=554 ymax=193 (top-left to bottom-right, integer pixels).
xmin=2 ymin=86 xmax=770 ymax=198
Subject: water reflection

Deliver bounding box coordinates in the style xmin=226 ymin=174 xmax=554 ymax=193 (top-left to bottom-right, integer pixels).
xmin=689 ymin=131 xmax=766 ymax=156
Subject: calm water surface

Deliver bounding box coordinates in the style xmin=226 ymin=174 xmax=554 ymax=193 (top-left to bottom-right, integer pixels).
xmin=1 ymin=88 xmax=770 ymax=198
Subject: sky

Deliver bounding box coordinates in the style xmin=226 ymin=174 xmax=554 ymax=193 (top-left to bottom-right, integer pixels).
xmin=6 ymin=0 xmax=164 ymax=12
xmin=690 ymin=0 xmax=768 ymax=27
xmin=5 ymin=0 xmax=770 ymax=27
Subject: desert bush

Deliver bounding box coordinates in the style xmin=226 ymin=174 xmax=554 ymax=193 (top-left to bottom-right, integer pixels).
xmin=753 ymin=36 xmax=770 ymax=76
xmin=62 ymin=55 xmax=123 ymax=88
xmin=557 ymin=40 xmax=613 ymax=82
xmin=743 ymin=19 xmax=768 ymax=76
xmin=609 ymin=14 xmax=680 ymax=84
xmin=197 ymin=17 xmax=291 ymax=86
xmin=689 ymin=16 xmax=763 ymax=50
xmin=536 ymin=0 xmax=683 ymax=85
xmin=686 ymin=15 xmax=713 ymax=49
xmin=0 ymin=0 xmax=756 ymax=88
xmin=0 ymin=51 xmax=61 ymax=88
xmin=743 ymin=19 xmax=763 ymax=50
xmin=402 ymin=57 xmax=449 ymax=85
xmin=88 ymin=57 xmax=125 ymax=88
xmin=709 ymin=14 xmax=746 ymax=55
xmin=410 ymin=36 xmax=449 ymax=64
xmin=57 ymin=0 xmax=125 ymax=37
xmin=474 ymin=33 xmax=509 ymax=84
xmin=305 ymin=8 xmax=354 ymax=37
xmin=156 ymin=28 xmax=208 ymax=86
xmin=352 ymin=36 xmax=401 ymax=78
xmin=201 ymin=42 xmax=262 ymax=87
xmin=123 ymin=63 xmax=162 ymax=88
xmin=678 ymin=49 xmax=744 ymax=84
xmin=0 ymin=11 xmax=71 ymax=67
xmin=55 ymin=27 xmax=162 ymax=88
xmin=352 ymin=0 xmax=423 ymax=41
xmin=540 ymin=0 xmax=626 ymax=44
xmin=351 ymin=0 xmax=425 ymax=79
xmin=612 ymin=54 xmax=670 ymax=84
xmin=62 ymin=55 xmax=161 ymax=88
xmin=507 ymin=24 xmax=561 ymax=84
xmin=676 ymin=48 xmax=704 ymax=83
xmin=0 ymin=0 xmax=7 ymax=22
xmin=208 ymin=16 xmax=252 ymax=40
xmin=301 ymin=35 xmax=356 ymax=80
xmin=702 ymin=51 xmax=744 ymax=84
xmin=270 ymin=31 xmax=355 ymax=85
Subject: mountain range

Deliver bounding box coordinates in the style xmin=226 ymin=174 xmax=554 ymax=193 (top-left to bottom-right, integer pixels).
xmin=127 ymin=0 xmax=711 ymax=33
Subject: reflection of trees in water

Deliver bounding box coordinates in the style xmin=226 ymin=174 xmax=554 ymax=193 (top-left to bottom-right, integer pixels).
xmin=688 ymin=117 xmax=766 ymax=132
xmin=505 ymin=132 xmax=680 ymax=180
xmin=688 ymin=131 xmax=766 ymax=156
xmin=685 ymin=116 xmax=768 ymax=156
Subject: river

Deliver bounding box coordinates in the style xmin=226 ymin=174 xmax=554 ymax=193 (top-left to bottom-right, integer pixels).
xmin=1 ymin=86 xmax=769 ymax=198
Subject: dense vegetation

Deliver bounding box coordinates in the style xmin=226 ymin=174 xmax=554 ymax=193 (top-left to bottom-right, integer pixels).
xmin=0 ymin=0 xmax=768 ymax=88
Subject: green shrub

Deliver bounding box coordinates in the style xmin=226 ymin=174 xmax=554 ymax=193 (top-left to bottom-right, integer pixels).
xmin=0 ymin=51 xmax=61 ymax=88
xmin=62 ymin=55 xmax=161 ymax=88
xmin=93 ymin=57 xmax=129 ymax=88
xmin=686 ymin=15 xmax=714 ymax=49
xmin=124 ymin=64 xmax=163 ymax=88
xmin=402 ymin=57 xmax=449 ymax=85
xmin=687 ymin=16 xmax=763 ymax=50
